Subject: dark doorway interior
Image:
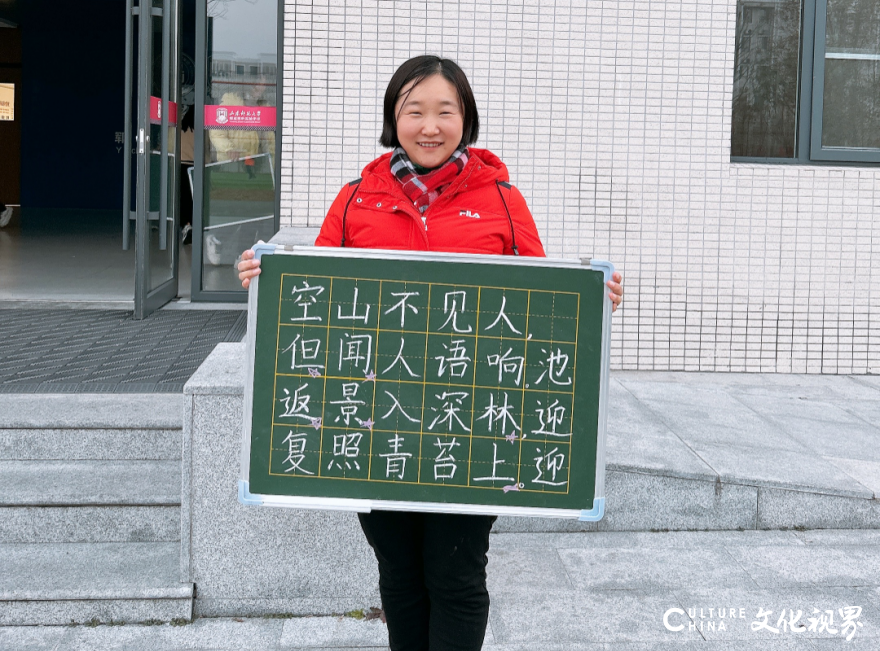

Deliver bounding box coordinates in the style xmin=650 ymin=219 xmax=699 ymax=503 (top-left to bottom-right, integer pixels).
xmin=20 ymin=0 xmax=126 ymax=228
xmin=0 ymin=0 xmax=135 ymax=305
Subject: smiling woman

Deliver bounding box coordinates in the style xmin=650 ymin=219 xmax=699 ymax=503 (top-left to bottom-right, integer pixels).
xmin=237 ymin=54 xmax=624 ymax=651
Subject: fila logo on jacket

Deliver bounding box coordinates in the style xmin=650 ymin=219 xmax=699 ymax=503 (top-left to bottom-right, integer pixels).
xmin=459 ymin=209 xmax=481 ymax=219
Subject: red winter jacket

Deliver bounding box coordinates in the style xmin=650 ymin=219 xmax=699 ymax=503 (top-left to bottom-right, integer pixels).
xmin=314 ymin=148 xmax=545 ymax=257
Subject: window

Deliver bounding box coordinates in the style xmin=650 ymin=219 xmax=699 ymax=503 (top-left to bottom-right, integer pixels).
xmin=249 ymin=65 xmax=259 ymax=75
xmin=732 ymin=0 xmax=880 ymax=164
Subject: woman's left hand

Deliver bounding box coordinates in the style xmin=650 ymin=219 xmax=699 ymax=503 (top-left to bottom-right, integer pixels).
xmin=606 ymin=272 xmax=623 ymax=312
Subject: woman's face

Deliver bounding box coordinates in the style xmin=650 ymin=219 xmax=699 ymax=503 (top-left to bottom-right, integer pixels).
xmin=395 ymin=74 xmax=464 ymax=169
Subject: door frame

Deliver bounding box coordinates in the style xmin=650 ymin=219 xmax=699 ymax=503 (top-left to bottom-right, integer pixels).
xmin=190 ymin=0 xmax=283 ymax=303
xmin=124 ymin=0 xmax=181 ymax=319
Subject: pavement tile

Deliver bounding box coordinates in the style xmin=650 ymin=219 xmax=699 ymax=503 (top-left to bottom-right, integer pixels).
xmin=628 ymin=390 xmax=803 ymax=456
xmin=490 ymin=530 xmax=802 ymax=551
xmin=732 ymin=396 xmax=880 ymax=463
xmin=56 ymin=618 xmax=283 ymax=650
xmin=0 ymin=625 xmax=66 ymax=651
xmin=732 ymin=394 xmax=871 ymax=427
xmin=606 ymin=381 xmax=715 ymax=481
xmin=837 ymin=399 xmax=880 ymax=430
xmin=558 ymin=547 xmax=760 ymax=592
xmin=725 ymin=545 xmax=880 ymax=588
xmin=723 ymin=373 xmax=880 ymax=402
xmin=489 ymin=590 xmax=704 ymax=644
xmin=810 ymin=639 xmax=873 ymax=649
xmin=678 ymin=642 xmax=817 ymax=650
xmin=278 ymin=615 xmax=388 ymax=647
xmin=274 ymin=648 xmax=388 ymax=651
xmin=686 ymin=442 xmax=871 ymax=498
xmin=671 ymin=587 xmax=877 ymax=642
xmin=483 ymin=643 xmax=706 ymax=651
xmin=487 ymin=547 xmax=573 ymax=593
xmin=824 ymin=457 xmax=880 ymax=498
xmin=792 ymin=530 xmax=880 ymax=547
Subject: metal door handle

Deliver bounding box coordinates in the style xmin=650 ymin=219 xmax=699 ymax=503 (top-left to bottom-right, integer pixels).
xmin=138 ymin=128 xmax=145 ymax=154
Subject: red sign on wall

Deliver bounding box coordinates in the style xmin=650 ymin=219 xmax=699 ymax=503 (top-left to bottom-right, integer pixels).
xmin=149 ymin=96 xmax=178 ymax=125
xmin=204 ymin=105 xmax=276 ymax=130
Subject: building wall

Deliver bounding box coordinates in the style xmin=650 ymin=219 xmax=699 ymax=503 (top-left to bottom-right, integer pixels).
xmin=279 ymin=0 xmax=880 ymax=374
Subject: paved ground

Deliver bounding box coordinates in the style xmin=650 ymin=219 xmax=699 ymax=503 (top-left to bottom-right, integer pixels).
xmin=604 ymin=372 xmax=880 ymax=509
xmin=0 ymin=309 xmax=245 ymax=393
xmin=3 ymin=362 xmax=878 ymax=647
xmin=3 ymin=528 xmax=878 ymax=649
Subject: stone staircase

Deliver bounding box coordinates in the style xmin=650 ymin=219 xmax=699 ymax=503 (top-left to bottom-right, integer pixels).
xmin=0 ymin=394 xmax=192 ymax=625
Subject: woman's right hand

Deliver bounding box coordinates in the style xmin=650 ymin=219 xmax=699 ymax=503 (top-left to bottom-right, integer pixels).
xmin=237 ymin=248 xmax=261 ymax=289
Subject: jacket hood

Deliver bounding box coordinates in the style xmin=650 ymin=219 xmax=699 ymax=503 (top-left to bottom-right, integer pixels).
xmin=360 ymin=147 xmax=510 ymax=190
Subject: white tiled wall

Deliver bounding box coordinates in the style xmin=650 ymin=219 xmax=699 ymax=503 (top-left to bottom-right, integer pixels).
xmin=279 ymin=0 xmax=880 ymax=374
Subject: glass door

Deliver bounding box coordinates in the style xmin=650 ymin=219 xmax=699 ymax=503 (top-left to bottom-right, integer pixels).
xmin=123 ymin=0 xmax=181 ymax=319
xmin=192 ymin=0 xmax=280 ymax=300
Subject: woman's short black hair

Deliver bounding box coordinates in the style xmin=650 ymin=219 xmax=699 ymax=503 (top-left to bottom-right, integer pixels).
xmin=380 ymin=55 xmax=479 ymax=149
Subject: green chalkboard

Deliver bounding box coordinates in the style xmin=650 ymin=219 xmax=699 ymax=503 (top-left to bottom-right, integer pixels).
xmin=240 ymin=246 xmax=612 ymax=520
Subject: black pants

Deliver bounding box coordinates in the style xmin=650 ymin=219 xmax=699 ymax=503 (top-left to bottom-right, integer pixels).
xmin=358 ymin=511 xmax=496 ymax=651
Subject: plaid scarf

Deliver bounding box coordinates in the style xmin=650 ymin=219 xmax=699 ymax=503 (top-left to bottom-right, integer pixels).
xmin=390 ymin=144 xmax=469 ymax=214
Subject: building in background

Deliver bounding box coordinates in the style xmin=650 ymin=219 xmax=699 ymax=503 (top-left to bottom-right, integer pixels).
xmin=0 ymin=0 xmax=876 ymax=372
xmin=279 ymin=0 xmax=879 ymax=374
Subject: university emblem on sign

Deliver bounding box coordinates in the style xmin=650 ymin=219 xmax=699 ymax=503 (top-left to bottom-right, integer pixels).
xmin=216 ymin=107 xmax=228 ymax=124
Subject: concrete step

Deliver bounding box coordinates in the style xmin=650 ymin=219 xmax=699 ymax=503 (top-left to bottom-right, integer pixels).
xmin=0 ymin=428 xmax=181 ymax=461
xmin=0 ymin=460 xmax=180 ymax=543
xmin=0 ymin=394 xmax=184 ymax=430
xmin=0 ymin=542 xmax=193 ymax=625
xmin=0 ymin=394 xmax=183 ymax=461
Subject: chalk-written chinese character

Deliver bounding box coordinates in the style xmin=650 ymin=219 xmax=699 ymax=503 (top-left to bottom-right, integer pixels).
xmin=288 ymin=280 xmax=325 ymax=322
xmin=483 ymin=295 xmax=522 ymax=335
xmin=475 ymin=391 xmax=521 ymax=437
xmin=379 ymin=434 xmax=412 ymax=480
xmin=278 ymin=383 xmax=312 ymax=420
xmin=379 ymin=390 xmax=421 ymax=425
xmin=427 ymin=391 xmax=471 ymax=433
xmin=532 ymin=446 xmax=567 ymax=486
xmin=486 ymin=347 xmax=524 ymax=386
xmin=338 ymin=333 xmax=373 ymax=373
xmin=534 ymin=347 xmax=572 ymax=386
xmin=437 ymin=291 xmax=472 ymax=333
xmin=281 ymin=431 xmax=313 ymax=474
xmin=328 ymin=432 xmax=363 ymax=471
xmin=434 ymin=339 xmax=471 ymax=379
xmin=433 ymin=437 xmax=461 ymax=479
xmin=281 ymin=334 xmax=324 ymax=372
xmin=472 ymin=442 xmax=515 ymax=483
xmin=382 ymin=337 xmax=420 ymax=378
xmin=384 ymin=291 xmax=420 ymax=327
xmin=328 ymin=382 xmax=366 ymax=426
xmin=336 ymin=286 xmax=372 ymax=324
xmin=532 ymin=399 xmax=570 ymax=437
